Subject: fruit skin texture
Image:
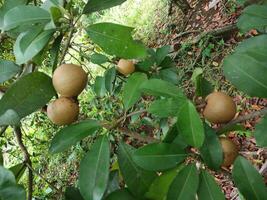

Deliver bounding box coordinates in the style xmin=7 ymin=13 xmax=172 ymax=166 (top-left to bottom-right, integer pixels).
xmin=219 ymin=137 xmax=239 ymax=167
xmin=47 ymin=97 xmax=79 ymax=125
xmin=53 ymin=64 xmax=88 ymax=97
xmin=203 ymin=92 xmax=236 ymax=124
xmin=117 ymin=59 xmax=135 ymax=76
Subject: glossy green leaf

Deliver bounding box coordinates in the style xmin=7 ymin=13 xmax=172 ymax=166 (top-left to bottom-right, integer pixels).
xmin=145 ymin=165 xmax=184 ymax=200
xmin=14 ymin=28 xmax=54 ymax=64
xmin=133 ymin=143 xmax=187 ymax=171
xmin=156 ymin=45 xmax=170 ymax=65
xmin=254 ymin=114 xmax=267 ymax=147
xmin=123 ymin=72 xmax=147 ymax=110
xmin=158 ymin=68 xmax=179 ymax=85
xmin=0 ymin=166 xmax=26 ymax=200
xmin=93 ymin=76 xmax=107 ymax=97
xmin=105 ymin=189 xmax=135 ymax=200
xmin=3 ymin=5 xmax=51 ymax=31
xmin=140 ymin=79 xmax=185 ymax=99
xmin=172 ymin=134 xmax=188 ymax=150
xmin=0 ymin=60 xmax=21 ymax=83
xmin=83 ymin=0 xmax=126 ymax=14
xmin=167 ymin=164 xmax=199 ymax=200
xmin=118 ymin=142 xmax=157 ymax=197
xmin=9 ymin=163 xmax=26 ymax=183
xmin=197 ymin=170 xmax=225 ymax=200
xmin=91 ymin=53 xmax=109 ymax=65
xmin=223 ymin=35 xmax=267 ymax=98
xmin=176 ymin=100 xmax=204 ymax=148
xmin=148 ymin=98 xmax=181 ymax=118
xmin=104 ymin=170 xmax=120 ymax=197
xmin=0 ymin=72 xmax=55 ymax=126
xmin=86 ymin=23 xmax=147 ymax=59
xmin=50 ymin=120 xmax=100 ymax=154
xmin=232 ymin=156 xmax=267 ymax=200
xmin=104 ymin=67 xmax=116 ymax=93
xmin=237 ymin=5 xmax=267 ymax=33
xmin=200 ymin=124 xmax=223 ymax=170
xmin=191 ymin=68 xmax=213 ymax=97
xmin=159 ymin=56 xmax=175 ymax=69
xmin=65 ymin=187 xmax=84 ymax=200
xmin=0 ymin=0 xmax=26 ymax=30
xmin=79 ymin=136 xmax=110 ymax=200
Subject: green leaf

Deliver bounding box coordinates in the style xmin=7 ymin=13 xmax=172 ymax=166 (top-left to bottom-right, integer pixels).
xmin=140 ymin=79 xmax=185 ymax=99
xmin=91 ymin=53 xmax=109 ymax=65
xmin=133 ymin=143 xmax=187 ymax=171
xmin=104 ymin=67 xmax=116 ymax=94
xmin=83 ymin=0 xmax=126 ymax=14
xmin=0 ymin=166 xmax=26 ymax=200
xmin=172 ymin=134 xmax=188 ymax=150
xmin=93 ymin=76 xmax=107 ymax=97
xmin=223 ymin=35 xmax=267 ymax=98
xmin=65 ymin=187 xmax=84 ymax=200
xmin=3 ymin=5 xmax=51 ymax=31
xmin=200 ymin=124 xmax=223 ymax=170
xmin=254 ymin=114 xmax=267 ymax=147
xmin=167 ymin=164 xmax=199 ymax=200
xmin=148 ymin=98 xmax=181 ymax=118
xmin=176 ymin=101 xmax=204 ymax=148
xmin=232 ymin=156 xmax=267 ymax=200
xmin=158 ymin=68 xmax=179 ymax=85
xmin=191 ymin=68 xmax=213 ymax=97
xmin=105 ymin=189 xmax=135 ymax=200
xmin=79 ymin=136 xmax=110 ymax=200
xmin=86 ymin=23 xmax=147 ymax=59
xmin=8 ymin=163 xmax=26 ymax=183
xmin=145 ymin=165 xmax=184 ymax=200
xmin=51 ymin=34 xmax=63 ymax=72
xmin=0 ymin=72 xmax=55 ymax=126
xmin=0 ymin=60 xmax=21 ymax=83
xmin=197 ymin=170 xmax=225 ymax=200
xmin=123 ymin=72 xmax=147 ymax=110
xmin=104 ymin=170 xmax=120 ymax=197
xmin=156 ymin=45 xmax=170 ymax=65
xmin=118 ymin=142 xmax=157 ymax=197
xmin=237 ymin=5 xmax=267 ymax=33
xmin=14 ymin=28 xmax=54 ymax=64
xmin=216 ymin=124 xmax=245 ymax=135
xmin=0 ymin=0 xmax=26 ymax=30
xmin=49 ymin=120 xmax=100 ymax=154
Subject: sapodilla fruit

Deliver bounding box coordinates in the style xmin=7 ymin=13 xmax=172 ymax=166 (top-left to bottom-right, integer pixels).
xmin=219 ymin=137 xmax=239 ymax=167
xmin=117 ymin=59 xmax=135 ymax=76
xmin=53 ymin=64 xmax=88 ymax=97
xmin=203 ymin=92 xmax=236 ymax=124
xmin=47 ymin=97 xmax=79 ymax=125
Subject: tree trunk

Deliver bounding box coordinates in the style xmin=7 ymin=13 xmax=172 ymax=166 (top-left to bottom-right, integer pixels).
xmin=172 ymin=0 xmax=191 ymax=14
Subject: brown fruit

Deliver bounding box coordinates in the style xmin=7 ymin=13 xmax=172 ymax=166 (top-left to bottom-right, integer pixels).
xmin=203 ymin=92 xmax=236 ymax=123
xmin=117 ymin=59 xmax=135 ymax=76
xmin=47 ymin=97 xmax=79 ymax=125
xmin=219 ymin=137 xmax=239 ymax=167
xmin=53 ymin=64 xmax=88 ymax=97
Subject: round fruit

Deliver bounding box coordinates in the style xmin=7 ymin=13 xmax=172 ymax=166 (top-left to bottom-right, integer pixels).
xmin=203 ymin=92 xmax=236 ymax=123
xmin=53 ymin=64 xmax=88 ymax=97
xmin=219 ymin=137 xmax=238 ymax=167
xmin=47 ymin=97 xmax=79 ymax=125
xmin=117 ymin=59 xmax=135 ymax=76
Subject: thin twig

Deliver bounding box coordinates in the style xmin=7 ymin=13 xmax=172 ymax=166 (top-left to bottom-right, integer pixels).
xmin=59 ymin=27 xmax=75 ymax=64
xmin=114 ymin=109 xmax=147 ymax=128
xmin=14 ymin=126 xmax=33 ymax=200
xmin=118 ymin=127 xmax=159 ymax=143
xmin=217 ymin=107 xmax=267 ymax=132
xmin=173 ymin=29 xmax=202 ymax=40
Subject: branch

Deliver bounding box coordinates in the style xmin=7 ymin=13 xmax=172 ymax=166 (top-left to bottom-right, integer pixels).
xmin=115 ymin=109 xmax=147 ymax=127
xmin=118 ymin=127 xmax=159 ymax=143
xmin=59 ymin=27 xmax=75 ymax=64
xmin=14 ymin=126 xmax=33 ymax=200
xmin=217 ymin=107 xmax=267 ymax=133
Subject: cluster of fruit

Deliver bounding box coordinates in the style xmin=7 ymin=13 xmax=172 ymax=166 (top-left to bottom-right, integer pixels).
xmin=203 ymin=92 xmax=238 ymax=167
xmin=47 ymin=59 xmax=134 ymax=125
